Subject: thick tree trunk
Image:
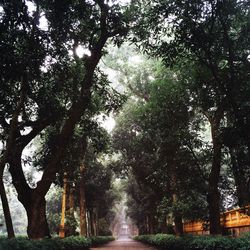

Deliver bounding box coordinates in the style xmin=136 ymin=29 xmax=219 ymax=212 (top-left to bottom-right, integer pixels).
xmin=172 ymin=193 xmax=183 ymax=236
xmin=207 ymin=186 xmax=221 ymax=235
xmin=169 ymin=166 xmax=183 ymax=236
xmin=149 ymin=215 xmax=154 ymax=234
xmin=25 ymin=196 xmax=50 ymax=239
xmin=59 ymin=173 xmax=67 ymax=238
xmin=174 ymin=215 xmax=183 ymax=236
xmin=92 ymin=208 xmax=97 ymax=236
xmin=65 ymin=184 xmax=76 ymax=236
xmin=95 ymin=208 xmax=99 ymax=236
xmin=89 ymin=209 xmax=94 ymax=236
xmin=79 ymin=162 xmax=87 ymax=236
xmin=9 ymin=152 xmax=50 ymax=239
xmin=145 ymin=215 xmax=149 ymax=234
xmin=207 ymin=121 xmax=222 ymax=235
xmin=0 ymin=77 xmax=26 ymax=239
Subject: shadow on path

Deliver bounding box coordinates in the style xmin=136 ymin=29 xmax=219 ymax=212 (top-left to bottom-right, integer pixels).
xmin=90 ymin=235 xmax=157 ymax=250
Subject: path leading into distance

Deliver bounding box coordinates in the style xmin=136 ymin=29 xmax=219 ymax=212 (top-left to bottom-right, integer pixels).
xmin=90 ymin=236 xmax=157 ymax=250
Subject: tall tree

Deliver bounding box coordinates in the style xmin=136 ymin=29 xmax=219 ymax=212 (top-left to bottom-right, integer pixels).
xmin=132 ymin=0 xmax=250 ymax=234
xmin=0 ymin=0 xmax=129 ymax=239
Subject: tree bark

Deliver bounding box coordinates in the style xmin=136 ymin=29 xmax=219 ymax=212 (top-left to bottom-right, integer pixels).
xmin=89 ymin=209 xmax=95 ymax=236
xmin=0 ymin=75 xmax=27 ymax=238
xmin=172 ymin=193 xmax=183 ymax=236
xmin=25 ymin=195 xmax=50 ymax=239
xmin=79 ymin=161 xmax=87 ymax=236
xmin=207 ymin=185 xmax=221 ymax=235
xmin=95 ymin=208 xmax=99 ymax=236
xmin=148 ymin=215 xmax=154 ymax=234
xmin=9 ymin=151 xmax=50 ymax=239
xmin=206 ymin=110 xmax=223 ymax=235
xmin=59 ymin=173 xmax=67 ymax=238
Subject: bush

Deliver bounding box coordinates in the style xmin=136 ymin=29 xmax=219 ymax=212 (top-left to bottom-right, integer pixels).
xmin=134 ymin=234 xmax=250 ymax=250
xmin=0 ymin=236 xmax=91 ymax=250
xmin=90 ymin=236 xmax=115 ymax=246
xmin=61 ymin=236 xmax=91 ymax=250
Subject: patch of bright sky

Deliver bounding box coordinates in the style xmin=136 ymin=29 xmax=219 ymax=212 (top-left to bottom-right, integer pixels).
xmin=26 ymin=1 xmax=48 ymax=31
xmin=98 ymin=48 xmax=146 ymax=132
xmin=128 ymin=55 xmax=143 ymax=64
xmin=75 ymin=45 xmax=92 ymax=57
xmin=97 ymin=114 xmax=116 ymax=133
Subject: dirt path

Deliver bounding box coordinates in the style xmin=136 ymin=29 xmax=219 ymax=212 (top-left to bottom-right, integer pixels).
xmin=90 ymin=237 xmax=157 ymax=250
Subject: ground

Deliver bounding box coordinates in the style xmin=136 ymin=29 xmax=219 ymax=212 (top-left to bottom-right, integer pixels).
xmin=90 ymin=236 xmax=157 ymax=250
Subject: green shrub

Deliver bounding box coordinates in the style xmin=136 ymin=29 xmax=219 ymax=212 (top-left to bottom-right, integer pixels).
xmin=0 ymin=236 xmax=91 ymax=250
xmin=188 ymin=236 xmax=238 ymax=250
xmin=134 ymin=234 xmax=250 ymax=250
xmin=61 ymin=236 xmax=91 ymax=250
xmin=90 ymin=236 xmax=115 ymax=246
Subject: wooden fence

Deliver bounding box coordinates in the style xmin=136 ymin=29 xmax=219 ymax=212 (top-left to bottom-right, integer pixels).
xmin=183 ymin=205 xmax=250 ymax=237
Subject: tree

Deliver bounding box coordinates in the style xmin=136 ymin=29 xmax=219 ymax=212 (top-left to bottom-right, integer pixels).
xmin=0 ymin=0 xmax=129 ymax=239
xmin=113 ymin=64 xmax=208 ymax=235
xmin=132 ymin=0 xmax=250 ymax=234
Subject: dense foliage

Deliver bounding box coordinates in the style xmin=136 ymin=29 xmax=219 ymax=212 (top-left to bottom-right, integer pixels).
xmin=0 ymin=236 xmax=91 ymax=250
xmin=90 ymin=236 xmax=115 ymax=246
xmin=0 ymin=0 xmax=130 ymax=239
xmin=0 ymin=235 xmax=115 ymax=250
xmin=110 ymin=0 xmax=250 ymax=236
xmin=134 ymin=234 xmax=250 ymax=250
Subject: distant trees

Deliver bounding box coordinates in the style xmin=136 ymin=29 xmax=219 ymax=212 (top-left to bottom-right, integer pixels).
xmin=112 ymin=59 xmax=208 ymax=235
xmin=45 ymin=143 xmax=119 ymax=237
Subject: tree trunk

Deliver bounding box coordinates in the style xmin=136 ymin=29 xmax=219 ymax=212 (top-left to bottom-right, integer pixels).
xmin=145 ymin=215 xmax=149 ymax=234
xmin=173 ymin=215 xmax=183 ymax=236
xmin=149 ymin=215 xmax=154 ymax=234
xmin=25 ymin=196 xmax=50 ymax=239
xmin=203 ymin=106 xmax=223 ymax=235
xmin=0 ymin=77 xmax=27 ymax=239
xmin=79 ymin=162 xmax=87 ymax=236
xmin=59 ymin=173 xmax=67 ymax=238
xmin=95 ymin=208 xmax=99 ymax=236
xmin=9 ymin=152 xmax=50 ymax=239
xmin=207 ymin=121 xmax=222 ymax=235
xmin=89 ymin=209 xmax=94 ymax=236
xmin=68 ymin=186 xmax=75 ymax=214
xmin=0 ymin=178 xmax=15 ymax=238
xmin=92 ymin=208 xmax=97 ymax=236
xmin=207 ymin=186 xmax=221 ymax=235
xmin=172 ymin=193 xmax=183 ymax=236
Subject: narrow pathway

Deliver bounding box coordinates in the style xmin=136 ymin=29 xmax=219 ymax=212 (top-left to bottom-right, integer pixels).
xmin=90 ymin=236 xmax=157 ymax=250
